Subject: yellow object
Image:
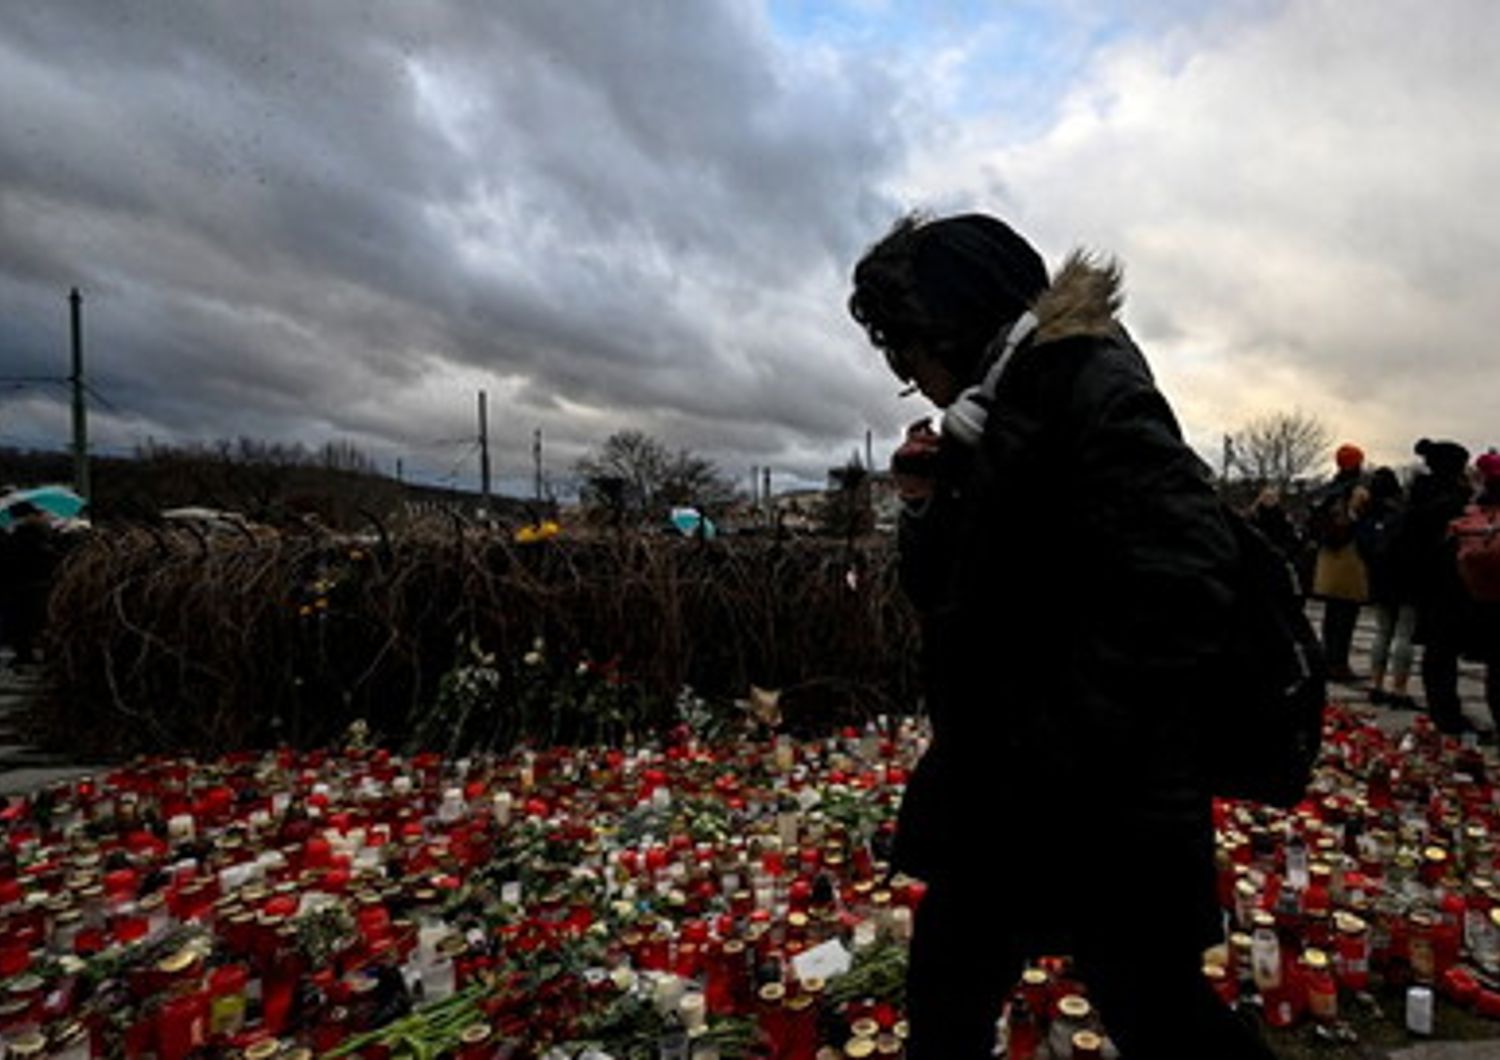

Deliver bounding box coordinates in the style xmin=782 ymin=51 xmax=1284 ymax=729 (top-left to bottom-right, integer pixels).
xmin=513 ymin=519 xmax=561 ymax=544
xmin=1313 ymin=542 xmax=1368 ymax=601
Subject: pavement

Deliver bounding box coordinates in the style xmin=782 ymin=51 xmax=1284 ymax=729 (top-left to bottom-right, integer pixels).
xmin=0 ymin=651 xmax=103 ymax=795
xmin=1387 ymin=1045 xmax=1500 ymax=1060
xmin=1307 ymin=599 xmax=1495 ymax=739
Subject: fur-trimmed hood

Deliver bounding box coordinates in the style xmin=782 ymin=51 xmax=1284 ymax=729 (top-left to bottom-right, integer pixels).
xmin=1032 ymin=251 xmax=1123 ymax=345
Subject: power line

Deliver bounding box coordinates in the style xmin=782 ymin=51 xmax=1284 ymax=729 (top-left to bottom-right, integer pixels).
xmin=437 ymin=440 xmax=481 ymax=485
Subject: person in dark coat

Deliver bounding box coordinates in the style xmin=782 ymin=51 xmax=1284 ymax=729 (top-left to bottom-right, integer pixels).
xmin=0 ymin=502 xmax=59 ymax=667
xmin=849 ymin=214 xmax=1271 ymax=1060
xmin=1248 ymin=485 xmax=1303 ymax=585
xmin=1404 ymin=438 xmax=1475 ymax=733
xmin=1358 ymin=467 xmax=1418 ymax=708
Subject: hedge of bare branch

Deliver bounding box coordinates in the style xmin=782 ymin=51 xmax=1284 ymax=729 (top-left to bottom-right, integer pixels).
xmin=31 ymin=526 xmax=920 ymax=758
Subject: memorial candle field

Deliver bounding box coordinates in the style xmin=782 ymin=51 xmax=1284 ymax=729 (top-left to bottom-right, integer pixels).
xmin=0 ymin=705 xmax=1497 ymax=1057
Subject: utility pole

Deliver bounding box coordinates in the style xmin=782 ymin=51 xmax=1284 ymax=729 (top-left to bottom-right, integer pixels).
xmin=396 ymin=458 xmax=404 ymax=484
xmin=750 ymin=465 xmax=759 ymax=506
xmin=762 ymin=467 xmax=771 ymax=519
xmin=477 ymin=390 xmax=491 ymax=503
xmin=532 ymin=428 xmax=543 ymax=501
xmin=1221 ymin=434 xmax=1234 ymax=484
xmin=865 ymin=429 xmax=873 ymax=472
xmin=68 ymin=288 xmax=90 ymax=502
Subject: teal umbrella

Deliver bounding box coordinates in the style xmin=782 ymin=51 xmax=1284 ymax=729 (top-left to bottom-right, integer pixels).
xmin=668 ymin=507 xmax=717 ymax=539
xmin=0 ymin=485 xmax=86 ymax=529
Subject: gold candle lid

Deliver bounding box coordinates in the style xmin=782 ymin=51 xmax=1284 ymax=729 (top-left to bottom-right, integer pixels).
xmin=844 ymin=1039 xmax=876 ymax=1059
xmin=758 ymin=982 xmax=786 ymax=1003
xmin=1302 ymin=949 xmax=1330 ymax=970
xmin=157 ymin=949 xmax=198 ymax=975
xmin=245 ymin=1040 xmax=281 ymax=1060
xmin=1072 ymin=1030 xmax=1104 ymax=1051
xmin=459 ymin=1024 xmax=491 ymax=1045
xmin=1057 ymin=995 xmax=1091 ymax=1020
xmin=850 ymin=1017 xmax=879 ymax=1039
xmin=7 ymin=1031 xmax=45 ymax=1059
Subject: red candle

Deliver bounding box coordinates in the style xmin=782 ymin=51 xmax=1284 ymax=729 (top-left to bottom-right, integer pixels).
xmin=757 ymin=983 xmax=787 ymax=1054
xmin=1475 ymin=988 xmax=1500 ymax=1020
xmin=156 ymin=991 xmax=208 ymax=1060
xmin=1334 ymin=914 xmax=1370 ymax=992
xmin=1441 ymin=966 xmax=1480 ymax=1007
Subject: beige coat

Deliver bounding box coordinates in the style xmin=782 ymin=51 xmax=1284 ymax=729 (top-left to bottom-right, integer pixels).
xmin=1313 ymin=542 xmax=1369 ymax=602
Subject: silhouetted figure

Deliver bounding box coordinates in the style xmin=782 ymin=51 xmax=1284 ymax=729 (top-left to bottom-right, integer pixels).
xmin=850 ymin=213 xmax=1273 ymax=1060
xmin=1309 ymin=445 xmax=1369 ymax=681
xmin=1359 ymin=468 xmax=1418 ymax=708
xmin=0 ymin=502 xmax=60 ymax=667
xmin=1406 ymin=439 xmax=1475 ymax=733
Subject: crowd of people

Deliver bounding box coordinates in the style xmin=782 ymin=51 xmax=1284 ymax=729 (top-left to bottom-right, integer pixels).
xmin=1248 ymin=439 xmax=1500 ymax=738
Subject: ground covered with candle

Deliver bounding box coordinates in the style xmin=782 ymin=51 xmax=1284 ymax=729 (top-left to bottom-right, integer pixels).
xmin=1 ymin=705 xmax=1499 ymax=1058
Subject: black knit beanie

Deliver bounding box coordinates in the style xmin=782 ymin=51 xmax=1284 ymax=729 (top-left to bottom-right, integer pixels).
xmin=851 ymin=213 xmax=1050 ymax=379
xmin=1415 ymin=437 xmax=1470 ymax=475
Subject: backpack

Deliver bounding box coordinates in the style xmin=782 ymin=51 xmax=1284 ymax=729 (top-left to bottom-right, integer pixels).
xmin=1202 ymin=509 xmax=1328 ymax=808
xmin=982 ymin=338 xmax=1326 ymax=808
xmin=1452 ymin=505 xmax=1500 ymax=603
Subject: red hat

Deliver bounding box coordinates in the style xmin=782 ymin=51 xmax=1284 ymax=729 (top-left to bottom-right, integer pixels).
xmin=1477 ymin=450 xmax=1500 ymax=482
xmin=1335 ymin=444 xmax=1364 ymax=471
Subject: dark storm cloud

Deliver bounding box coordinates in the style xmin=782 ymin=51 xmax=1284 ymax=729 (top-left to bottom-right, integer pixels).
xmin=0 ymin=1 xmax=912 ymax=481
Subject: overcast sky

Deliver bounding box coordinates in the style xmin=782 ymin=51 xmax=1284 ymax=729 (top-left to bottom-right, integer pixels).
xmin=2 ymin=0 xmax=1496 ymax=494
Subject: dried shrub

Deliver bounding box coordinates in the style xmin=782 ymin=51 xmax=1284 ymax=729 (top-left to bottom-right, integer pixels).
xmin=32 ymin=527 xmax=920 ymax=757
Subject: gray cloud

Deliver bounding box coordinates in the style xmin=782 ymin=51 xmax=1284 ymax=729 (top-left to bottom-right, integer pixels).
xmin=14 ymin=0 xmax=1482 ymax=494
xmin=909 ymin=0 xmax=1500 ymax=466
xmin=0 ymin=1 xmax=913 ymax=486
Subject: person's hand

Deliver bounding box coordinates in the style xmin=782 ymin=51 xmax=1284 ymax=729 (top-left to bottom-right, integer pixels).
xmin=891 ymin=418 xmax=942 ymax=501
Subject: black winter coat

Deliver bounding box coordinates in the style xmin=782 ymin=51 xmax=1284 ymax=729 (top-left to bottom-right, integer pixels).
xmin=1400 ymin=472 xmax=1473 ymax=644
xmin=1357 ymin=496 xmax=1413 ymax=605
xmin=894 ymin=257 xmax=1238 ymax=952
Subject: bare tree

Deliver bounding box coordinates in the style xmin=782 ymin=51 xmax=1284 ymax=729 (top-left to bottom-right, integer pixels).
xmin=1229 ymin=410 xmax=1333 ymax=488
xmin=575 ymin=430 xmax=737 ymax=522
